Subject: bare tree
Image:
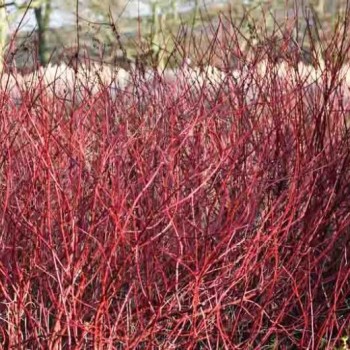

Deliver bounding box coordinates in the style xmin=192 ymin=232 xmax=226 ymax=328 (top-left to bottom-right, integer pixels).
xmin=0 ymin=0 xmax=53 ymax=69
xmin=84 ymin=0 xmax=127 ymax=19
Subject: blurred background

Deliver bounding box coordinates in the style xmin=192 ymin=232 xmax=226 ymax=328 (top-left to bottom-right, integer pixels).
xmin=0 ymin=0 xmax=349 ymax=71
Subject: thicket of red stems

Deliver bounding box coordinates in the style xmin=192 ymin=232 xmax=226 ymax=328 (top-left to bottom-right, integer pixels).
xmin=1 ymin=17 xmax=350 ymax=350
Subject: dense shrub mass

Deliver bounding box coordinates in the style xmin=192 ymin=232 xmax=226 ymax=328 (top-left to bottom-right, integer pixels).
xmin=0 ymin=15 xmax=350 ymax=350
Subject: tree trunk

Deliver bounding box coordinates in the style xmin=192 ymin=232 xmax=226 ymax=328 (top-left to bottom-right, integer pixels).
xmin=34 ymin=0 xmax=52 ymax=66
xmin=0 ymin=0 xmax=8 ymax=73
